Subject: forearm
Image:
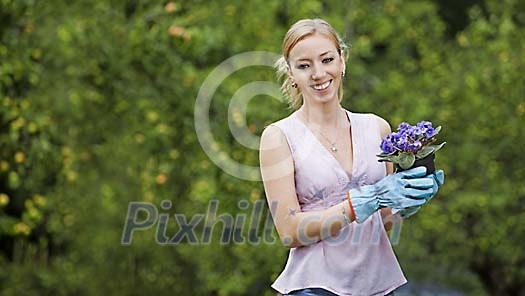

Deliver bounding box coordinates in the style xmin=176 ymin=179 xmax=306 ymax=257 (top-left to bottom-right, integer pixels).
xmin=284 ymin=200 xmax=353 ymax=248
xmin=380 ymin=207 xmax=392 ymax=220
xmin=380 ymin=207 xmax=399 ymax=232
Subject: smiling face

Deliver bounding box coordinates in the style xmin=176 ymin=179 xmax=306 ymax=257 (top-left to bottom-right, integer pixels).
xmin=287 ymin=33 xmax=345 ymax=105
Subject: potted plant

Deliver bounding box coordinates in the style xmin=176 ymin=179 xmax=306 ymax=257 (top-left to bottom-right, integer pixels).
xmin=377 ymin=121 xmax=446 ymax=175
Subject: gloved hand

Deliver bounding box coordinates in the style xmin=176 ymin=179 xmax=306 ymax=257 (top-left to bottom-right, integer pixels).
xmin=394 ymin=170 xmax=445 ymax=218
xmin=348 ymin=167 xmax=435 ymax=223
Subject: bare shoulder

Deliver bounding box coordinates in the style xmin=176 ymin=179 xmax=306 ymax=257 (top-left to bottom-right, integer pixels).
xmin=259 ymin=123 xmax=293 ymax=170
xmin=259 ymin=123 xmax=296 ymax=207
xmin=260 ymin=124 xmax=286 ymax=147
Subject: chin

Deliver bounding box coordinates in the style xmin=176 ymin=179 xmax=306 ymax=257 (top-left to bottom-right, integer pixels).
xmin=309 ymin=87 xmax=339 ymax=104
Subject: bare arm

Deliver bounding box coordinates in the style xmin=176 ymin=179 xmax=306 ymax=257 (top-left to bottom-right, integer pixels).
xmin=259 ymin=125 xmax=353 ymax=248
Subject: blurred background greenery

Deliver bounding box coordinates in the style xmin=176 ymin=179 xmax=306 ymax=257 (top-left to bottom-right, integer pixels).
xmin=0 ymin=0 xmax=524 ymax=295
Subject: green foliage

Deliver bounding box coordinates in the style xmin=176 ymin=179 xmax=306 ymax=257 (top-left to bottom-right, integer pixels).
xmin=0 ymin=0 xmax=523 ymax=295
xmin=396 ymin=153 xmax=416 ymax=170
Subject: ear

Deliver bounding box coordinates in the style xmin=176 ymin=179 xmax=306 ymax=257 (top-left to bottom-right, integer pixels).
xmin=286 ymin=64 xmax=293 ymax=79
xmin=340 ymin=51 xmax=346 ymax=69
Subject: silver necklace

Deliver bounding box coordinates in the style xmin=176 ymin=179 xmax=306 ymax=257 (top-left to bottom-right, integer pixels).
xmin=319 ymin=128 xmax=339 ymax=152
xmin=302 ymin=109 xmax=341 ymax=153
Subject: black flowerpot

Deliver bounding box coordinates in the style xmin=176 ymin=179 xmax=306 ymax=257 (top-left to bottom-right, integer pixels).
xmin=396 ymin=153 xmax=435 ymax=175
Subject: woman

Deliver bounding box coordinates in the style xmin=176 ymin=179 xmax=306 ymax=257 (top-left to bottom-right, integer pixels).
xmin=259 ymin=19 xmax=444 ymax=296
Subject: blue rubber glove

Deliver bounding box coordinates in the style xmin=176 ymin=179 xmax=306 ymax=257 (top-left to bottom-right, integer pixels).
xmin=348 ymin=167 xmax=435 ymax=223
xmin=395 ymin=170 xmax=445 ymax=218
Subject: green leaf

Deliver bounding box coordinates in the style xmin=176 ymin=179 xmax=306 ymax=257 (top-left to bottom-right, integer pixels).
xmin=378 ymin=155 xmax=396 ymax=162
xmin=377 ymin=151 xmax=397 ymax=158
xmin=434 ymin=126 xmax=442 ymax=135
xmin=397 ymin=152 xmax=416 ymax=169
xmin=416 ymin=146 xmax=435 ymax=158
xmin=429 ymin=142 xmax=446 ymax=152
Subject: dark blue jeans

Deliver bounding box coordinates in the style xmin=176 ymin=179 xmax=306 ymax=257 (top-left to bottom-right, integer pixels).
xmin=284 ymin=288 xmax=337 ymax=296
xmin=284 ymin=287 xmax=397 ymax=296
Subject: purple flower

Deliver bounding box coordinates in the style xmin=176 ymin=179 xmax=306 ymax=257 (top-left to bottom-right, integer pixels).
xmin=397 ymin=122 xmax=424 ymax=139
xmin=408 ymin=126 xmax=423 ymax=138
xmin=392 ymin=135 xmax=409 ymax=151
xmin=377 ymin=120 xmax=445 ymax=166
xmin=383 ymin=121 xmax=431 ymax=153
xmin=425 ymin=127 xmax=436 ymax=138
xmin=381 ymin=137 xmax=395 ymax=154
xmin=417 ymin=121 xmax=432 ymax=129
xmin=416 ymin=121 xmax=435 ymax=138
xmin=407 ymin=141 xmax=422 ymax=152
xmin=390 ymin=132 xmax=401 ymax=141
xmin=397 ymin=122 xmax=411 ymax=132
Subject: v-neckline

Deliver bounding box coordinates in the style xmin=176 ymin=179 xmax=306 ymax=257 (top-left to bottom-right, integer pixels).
xmin=293 ymin=110 xmax=356 ymax=180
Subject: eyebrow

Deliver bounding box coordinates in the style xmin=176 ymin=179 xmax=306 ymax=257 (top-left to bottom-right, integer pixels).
xmin=295 ymin=50 xmax=335 ymax=62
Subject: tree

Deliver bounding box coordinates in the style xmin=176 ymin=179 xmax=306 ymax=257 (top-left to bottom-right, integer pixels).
xmin=0 ymin=0 xmax=523 ymax=295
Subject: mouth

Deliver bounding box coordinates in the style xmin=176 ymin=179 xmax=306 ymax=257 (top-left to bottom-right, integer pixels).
xmin=311 ymin=79 xmax=332 ymax=91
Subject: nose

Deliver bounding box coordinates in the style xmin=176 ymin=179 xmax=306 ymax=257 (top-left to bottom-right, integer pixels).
xmin=311 ymin=63 xmax=325 ymax=80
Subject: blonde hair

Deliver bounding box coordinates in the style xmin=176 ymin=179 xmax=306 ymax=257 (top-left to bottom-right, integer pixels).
xmin=275 ymin=18 xmax=348 ymax=109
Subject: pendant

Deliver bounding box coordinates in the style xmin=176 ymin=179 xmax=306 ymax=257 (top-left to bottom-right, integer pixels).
xmin=331 ymin=145 xmax=338 ymax=152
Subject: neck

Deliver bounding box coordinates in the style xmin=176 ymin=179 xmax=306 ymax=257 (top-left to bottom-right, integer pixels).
xmin=299 ymin=100 xmax=345 ymax=129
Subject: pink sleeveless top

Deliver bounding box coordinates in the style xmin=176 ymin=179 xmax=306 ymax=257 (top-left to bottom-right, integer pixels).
xmin=269 ymin=110 xmax=406 ymax=296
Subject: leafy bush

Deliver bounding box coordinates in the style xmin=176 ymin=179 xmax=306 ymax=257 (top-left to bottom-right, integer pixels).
xmin=0 ymin=0 xmax=523 ymax=295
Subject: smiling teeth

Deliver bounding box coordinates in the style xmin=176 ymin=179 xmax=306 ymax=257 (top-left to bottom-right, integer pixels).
xmin=313 ymin=80 xmax=331 ymax=90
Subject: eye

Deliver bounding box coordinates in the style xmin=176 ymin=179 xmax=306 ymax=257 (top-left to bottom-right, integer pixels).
xmin=296 ymin=64 xmax=309 ymax=70
xmin=322 ymin=57 xmax=334 ymax=63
